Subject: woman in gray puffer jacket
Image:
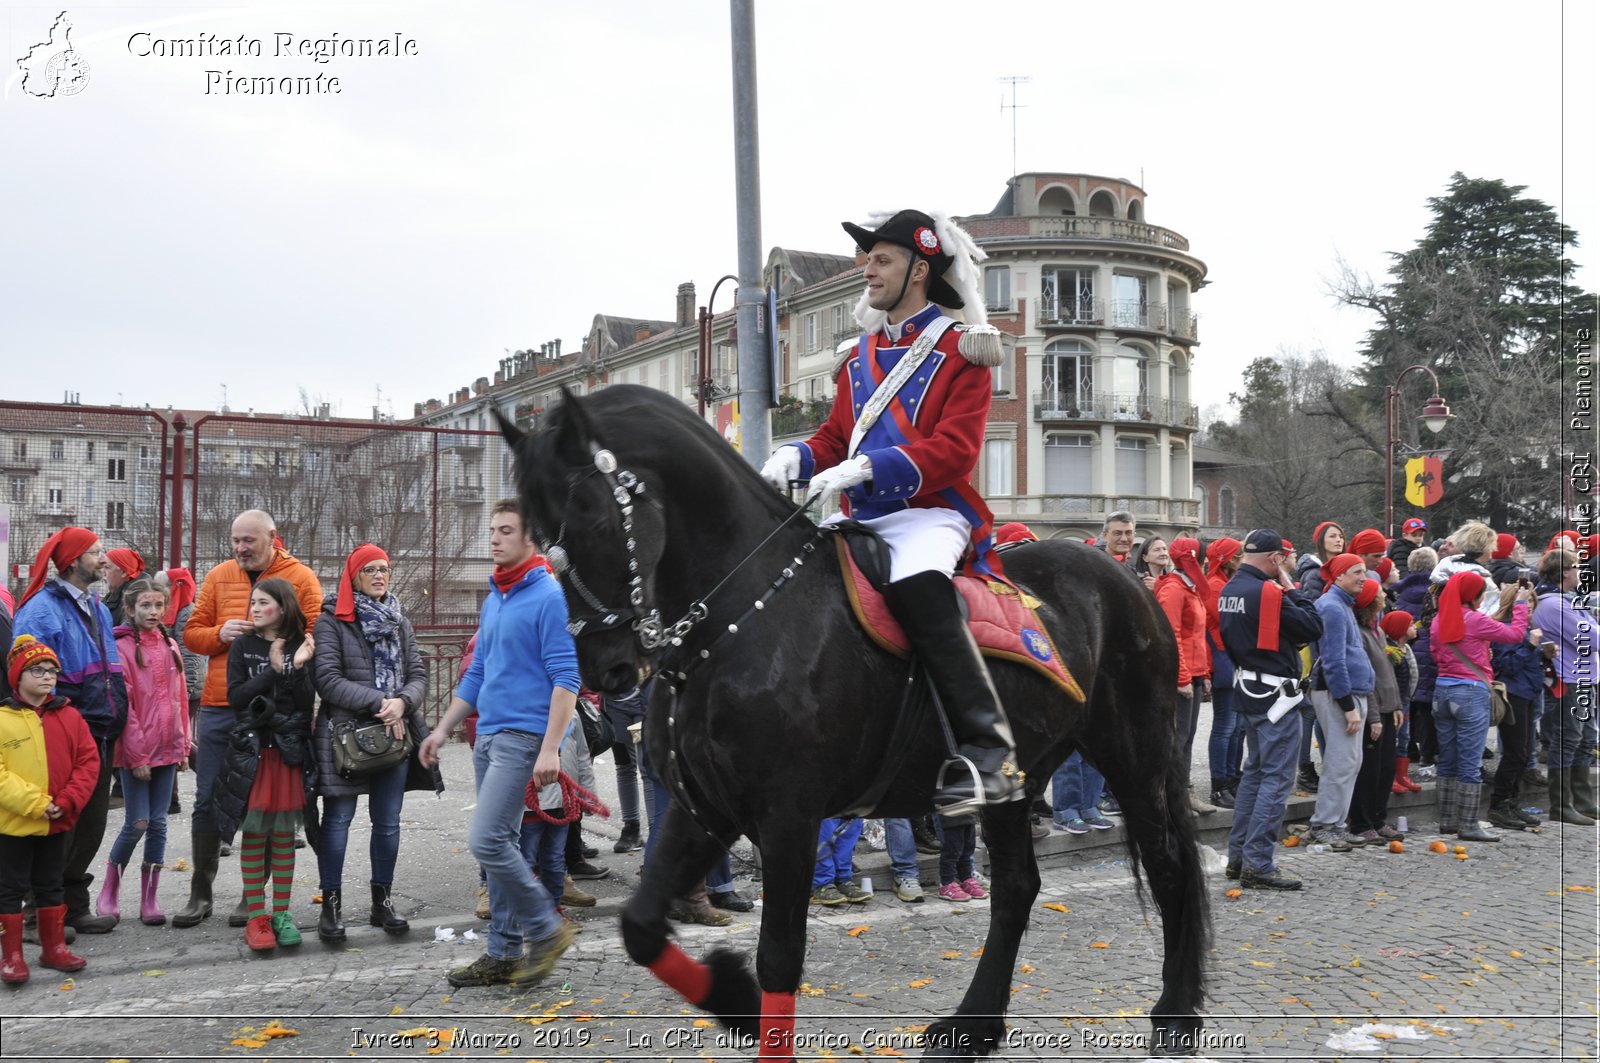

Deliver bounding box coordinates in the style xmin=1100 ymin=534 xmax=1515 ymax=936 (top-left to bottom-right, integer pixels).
xmin=311 ymin=545 xmax=441 ymax=944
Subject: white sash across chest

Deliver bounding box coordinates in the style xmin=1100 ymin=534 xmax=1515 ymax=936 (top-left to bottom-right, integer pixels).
xmin=847 ymin=316 xmax=955 ymax=459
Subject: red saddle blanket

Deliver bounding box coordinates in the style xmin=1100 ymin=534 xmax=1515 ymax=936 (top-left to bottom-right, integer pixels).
xmin=834 ymin=538 xmax=1085 ymax=702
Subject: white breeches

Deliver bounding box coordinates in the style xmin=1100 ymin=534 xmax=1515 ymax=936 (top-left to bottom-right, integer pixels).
xmin=825 ymin=507 xmax=972 ymax=582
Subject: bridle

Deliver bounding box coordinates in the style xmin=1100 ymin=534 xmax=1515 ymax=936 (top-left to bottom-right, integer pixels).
xmin=535 ymin=444 xmax=820 ymax=660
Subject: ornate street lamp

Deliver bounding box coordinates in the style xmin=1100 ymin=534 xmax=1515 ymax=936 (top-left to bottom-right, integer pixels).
xmin=1386 ymin=364 xmax=1454 ymax=537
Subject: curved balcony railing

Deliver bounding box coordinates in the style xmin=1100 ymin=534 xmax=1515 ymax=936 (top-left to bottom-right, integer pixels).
xmin=964 ymin=214 xmax=1191 ymax=253
xmin=771 ymin=399 xmax=832 ymax=438
xmin=1039 ymin=297 xmax=1198 ymax=341
xmin=1032 ymin=391 xmax=1200 ymax=429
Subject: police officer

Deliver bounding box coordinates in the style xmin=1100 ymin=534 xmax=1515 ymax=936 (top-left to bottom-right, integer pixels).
xmin=1217 ymin=528 xmax=1324 ymax=890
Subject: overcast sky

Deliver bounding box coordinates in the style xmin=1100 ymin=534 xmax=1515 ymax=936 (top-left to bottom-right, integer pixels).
xmin=2 ymin=1 xmax=1593 ymax=421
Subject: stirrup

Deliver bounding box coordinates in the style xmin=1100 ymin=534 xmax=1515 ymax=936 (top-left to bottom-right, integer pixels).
xmin=933 ymin=755 xmax=1025 ymax=819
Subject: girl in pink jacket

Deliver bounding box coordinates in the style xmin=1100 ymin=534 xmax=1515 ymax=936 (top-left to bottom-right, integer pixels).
xmin=99 ymin=579 xmax=194 ymax=925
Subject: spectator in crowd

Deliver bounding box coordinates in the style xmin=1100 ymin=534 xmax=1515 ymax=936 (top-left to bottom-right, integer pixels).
xmin=1295 ymin=521 xmax=1345 ymax=597
xmin=633 ymin=714 xmax=742 ymax=924
xmin=555 ymin=695 xmax=608 ymax=909
xmin=1349 ymin=529 xmax=1389 ymax=575
xmin=1157 ymin=537 xmax=1214 ymax=814
xmin=176 ymin=511 xmax=322 ymax=930
xmin=1051 ymin=752 xmax=1113 ymax=834
xmin=1379 ymin=611 xmax=1422 ymax=794
xmin=1431 ymin=570 xmax=1531 ymax=841
xmin=1133 ymin=534 xmax=1171 ymax=584
xmin=1218 ymin=529 xmax=1324 ymax=890
xmin=1294 ymin=521 xmax=1345 ymax=792
xmin=1532 ymin=548 xmax=1596 ymax=824
xmin=157 ymin=567 xmax=203 ymax=816
xmin=1388 ymin=518 xmax=1428 ymax=571
xmin=1394 ymin=547 xmax=1439 ymax=779
xmin=882 ymin=818 xmax=925 ymax=903
xmin=1487 ymin=566 xmax=1545 ymax=832
xmin=1205 ymin=537 xmax=1245 ymax=808
xmin=1307 ymin=554 xmax=1375 ymax=851
xmin=220 ymin=579 xmax=316 ymax=950
xmin=420 ymin=499 xmax=579 ymax=989
xmin=101 ymin=578 xmax=192 ymax=926
xmin=601 ymin=683 xmax=648 ymax=855
xmin=312 ymin=545 xmax=440 ymax=944
xmin=935 ymin=810 xmax=986 ymax=903
xmin=1432 ymin=522 xmax=1499 ymax=616
xmin=0 ymin=636 xmax=97 ymax=983
xmin=14 ymin=527 xmax=127 ymax=934
xmin=1347 ymin=584 xmax=1404 ymax=844
xmin=811 ymin=818 xmax=871 ymax=906
xmin=103 ymin=549 xmax=146 ymax=627
xmin=1099 ymin=511 xmax=1139 ymax=569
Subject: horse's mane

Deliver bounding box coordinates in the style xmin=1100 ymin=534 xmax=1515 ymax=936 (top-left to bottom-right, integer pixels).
xmin=543 ymin=385 xmax=799 ymax=523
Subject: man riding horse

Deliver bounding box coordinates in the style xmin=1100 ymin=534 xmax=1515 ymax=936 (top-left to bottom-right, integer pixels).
xmin=759 ymin=209 xmax=1023 ymax=817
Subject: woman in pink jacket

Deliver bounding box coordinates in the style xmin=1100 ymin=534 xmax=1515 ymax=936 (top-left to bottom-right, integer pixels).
xmin=99 ymin=579 xmax=194 ymax=925
xmin=1429 ymin=570 xmax=1533 ymax=842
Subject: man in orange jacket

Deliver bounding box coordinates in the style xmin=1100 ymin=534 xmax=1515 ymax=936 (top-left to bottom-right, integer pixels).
xmin=173 ymin=510 xmax=322 ymax=929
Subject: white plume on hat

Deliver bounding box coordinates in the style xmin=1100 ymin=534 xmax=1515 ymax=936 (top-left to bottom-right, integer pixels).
xmin=849 ymin=209 xmax=1004 ymax=366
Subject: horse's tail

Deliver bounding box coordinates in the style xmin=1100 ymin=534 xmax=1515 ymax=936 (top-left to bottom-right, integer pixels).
xmin=1115 ymin=744 xmax=1212 ymax=1006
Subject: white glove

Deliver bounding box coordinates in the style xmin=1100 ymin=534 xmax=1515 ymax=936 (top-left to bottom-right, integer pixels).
xmin=805 ymin=455 xmax=873 ymax=517
xmin=760 ymin=447 xmax=802 ymax=492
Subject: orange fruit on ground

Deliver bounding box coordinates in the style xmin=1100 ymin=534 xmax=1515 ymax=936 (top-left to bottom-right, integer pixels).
xmin=1388 ymin=840 xmax=1404 ymax=853
xmin=1454 ymin=852 xmax=1469 ymax=860
xmin=1224 ymin=889 xmax=1243 ymax=899
xmin=1453 ymin=845 xmax=1467 ymax=855
xmin=1283 ymin=835 xmax=1300 ymax=847
xmin=1428 ymin=840 xmax=1449 ymax=854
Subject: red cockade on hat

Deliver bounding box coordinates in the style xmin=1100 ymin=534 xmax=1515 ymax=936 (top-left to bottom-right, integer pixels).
xmin=913 ymin=226 xmax=940 ymax=255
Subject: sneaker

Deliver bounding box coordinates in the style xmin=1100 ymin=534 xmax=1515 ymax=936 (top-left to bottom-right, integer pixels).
xmin=1339 ymin=829 xmax=1370 ymax=848
xmin=893 ymin=877 xmax=924 ymax=903
xmin=834 ymin=880 xmax=871 ymax=904
xmin=568 ymin=860 xmax=611 ymax=881
xmin=1029 ymin=815 xmax=1051 ymax=841
xmin=810 ymin=885 xmax=847 ymax=907
xmin=1310 ymin=828 xmax=1351 ymax=853
xmin=937 ymin=882 xmax=971 ymax=902
xmin=1057 ymin=816 xmax=1090 ymax=835
xmin=244 ymin=914 xmax=276 ymax=951
xmin=1189 ymin=790 xmax=1218 ymax=815
xmin=1355 ymin=829 xmax=1383 ymax=847
xmin=473 ymin=884 xmax=490 ymax=920
xmin=1081 ymin=811 xmax=1115 ymax=831
xmin=270 ymin=910 xmax=302 ymax=947
xmin=507 ymin=921 xmax=579 ymax=986
xmin=1099 ymin=794 xmax=1123 ymax=816
xmin=960 ymin=877 xmax=988 ymax=900
xmin=1240 ymin=867 xmax=1303 ymax=891
xmin=1376 ymin=824 xmax=1405 ymax=840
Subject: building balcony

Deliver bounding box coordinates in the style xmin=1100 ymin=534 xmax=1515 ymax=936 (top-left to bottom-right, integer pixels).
xmin=965 ymin=214 xmax=1191 ymax=253
xmin=438 ymin=433 xmax=484 ymax=457
xmin=1032 ymin=391 xmax=1199 ymax=429
xmin=987 ymin=494 xmax=1202 ymax=525
xmin=833 ymin=328 xmax=861 ymax=349
xmin=772 ymin=399 xmax=832 ymax=439
xmin=1039 ymin=297 xmax=1198 ymax=341
xmin=442 ymin=482 xmax=485 ymax=504
xmin=2 ymin=456 xmax=41 ymax=473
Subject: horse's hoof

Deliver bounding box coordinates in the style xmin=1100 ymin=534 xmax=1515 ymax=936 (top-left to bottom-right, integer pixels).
xmin=703 ymin=948 xmax=760 ymax=1043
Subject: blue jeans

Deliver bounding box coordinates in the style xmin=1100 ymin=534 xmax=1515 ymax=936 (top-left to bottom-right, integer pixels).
xmin=1433 ymin=682 xmax=1492 ymax=785
xmin=518 ymin=816 xmax=568 ymax=908
xmin=884 ymin=818 xmax=919 ymax=881
xmin=1549 ymin=685 xmax=1596 ymax=770
xmin=1208 ymin=686 xmax=1243 ymax=782
xmin=937 ymin=816 xmax=975 ymax=884
xmin=108 ymin=765 xmax=177 ymax=866
xmin=1051 ymin=752 xmax=1104 ymax=823
xmin=317 ymin=757 xmax=408 ymax=890
xmin=470 ymin=729 xmax=561 ymax=958
xmin=1228 ymin=708 xmax=1300 ymax=875
xmin=192 ymin=705 xmax=238 ymax=836
xmin=812 ymin=818 xmax=863 ymax=888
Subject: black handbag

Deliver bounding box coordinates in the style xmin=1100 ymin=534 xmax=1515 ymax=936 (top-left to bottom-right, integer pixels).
xmin=331 ymin=716 xmax=415 ymax=778
xmin=578 ymin=695 xmax=615 ymax=759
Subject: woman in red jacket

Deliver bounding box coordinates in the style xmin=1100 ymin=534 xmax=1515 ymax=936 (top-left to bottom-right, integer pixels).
xmin=0 ymin=636 xmax=98 ymax=984
xmin=1156 ymin=537 xmax=1215 ymax=815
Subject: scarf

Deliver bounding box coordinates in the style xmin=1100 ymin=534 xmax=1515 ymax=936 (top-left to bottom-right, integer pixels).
xmin=354 ymin=592 xmax=405 ymax=696
xmin=492 ymin=555 xmax=545 ymax=593
xmin=1257 ymin=577 xmax=1284 ymax=652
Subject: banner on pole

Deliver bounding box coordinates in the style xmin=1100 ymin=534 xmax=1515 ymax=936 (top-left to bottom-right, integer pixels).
xmin=1405 ymin=456 xmax=1443 ymax=507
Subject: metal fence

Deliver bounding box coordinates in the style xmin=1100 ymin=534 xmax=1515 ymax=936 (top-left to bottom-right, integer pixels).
xmin=2 ymin=401 xmax=504 ymax=726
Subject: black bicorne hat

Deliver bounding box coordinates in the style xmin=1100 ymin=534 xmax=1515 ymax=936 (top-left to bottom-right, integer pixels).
xmin=842 ymin=209 xmax=965 ymax=310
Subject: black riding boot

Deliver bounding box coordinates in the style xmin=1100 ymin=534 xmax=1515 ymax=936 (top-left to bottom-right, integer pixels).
xmin=883 ymin=570 xmax=1023 ymax=816
xmin=369 ymin=883 xmax=409 ymax=935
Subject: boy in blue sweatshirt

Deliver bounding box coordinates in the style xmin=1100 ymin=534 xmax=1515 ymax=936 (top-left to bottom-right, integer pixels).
xmin=422 ymin=500 xmax=580 ymax=989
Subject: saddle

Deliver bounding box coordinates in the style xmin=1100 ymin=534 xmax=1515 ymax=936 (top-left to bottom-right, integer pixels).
xmin=828 ymin=525 xmax=1084 ymax=702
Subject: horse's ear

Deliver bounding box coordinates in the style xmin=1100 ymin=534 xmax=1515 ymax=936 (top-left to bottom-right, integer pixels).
xmin=492 ymin=408 xmax=522 ymax=449
xmin=553 ymin=386 xmax=597 ymax=467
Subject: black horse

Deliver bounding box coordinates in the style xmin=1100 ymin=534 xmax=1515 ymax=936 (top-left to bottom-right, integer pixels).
xmin=499 ymin=385 xmax=1209 ymax=1060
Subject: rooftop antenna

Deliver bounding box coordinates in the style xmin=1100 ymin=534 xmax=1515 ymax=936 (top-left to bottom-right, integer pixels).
xmin=999 ymin=75 xmax=1030 ymax=180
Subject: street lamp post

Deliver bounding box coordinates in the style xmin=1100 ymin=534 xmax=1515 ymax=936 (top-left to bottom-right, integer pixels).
xmin=698 ymin=274 xmax=739 ymax=418
xmin=1385 ymin=364 xmax=1454 ymax=538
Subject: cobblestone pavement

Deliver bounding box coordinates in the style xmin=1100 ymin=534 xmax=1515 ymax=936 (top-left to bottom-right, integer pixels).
xmin=1 ymin=744 xmax=1596 ymax=1061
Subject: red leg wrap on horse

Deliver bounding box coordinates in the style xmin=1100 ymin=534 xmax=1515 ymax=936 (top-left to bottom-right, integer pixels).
xmin=646 ymin=942 xmax=711 ymax=1005
xmin=759 ymin=991 xmax=798 ymax=1061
